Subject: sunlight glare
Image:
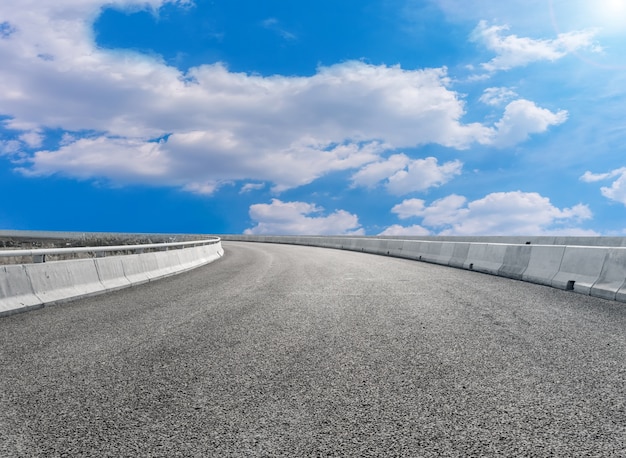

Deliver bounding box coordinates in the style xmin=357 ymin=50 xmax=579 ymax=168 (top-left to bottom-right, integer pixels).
xmin=590 ymin=0 xmax=626 ymax=33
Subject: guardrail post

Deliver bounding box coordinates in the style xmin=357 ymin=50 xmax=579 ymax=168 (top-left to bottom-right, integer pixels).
xmin=33 ymin=254 xmax=45 ymax=263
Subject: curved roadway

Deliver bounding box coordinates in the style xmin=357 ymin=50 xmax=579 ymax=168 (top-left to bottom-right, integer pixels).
xmin=1 ymin=242 xmax=625 ymax=457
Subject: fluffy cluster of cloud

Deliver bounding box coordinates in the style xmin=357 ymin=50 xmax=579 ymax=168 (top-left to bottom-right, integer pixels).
xmin=245 ymin=199 xmax=363 ymax=235
xmin=383 ymin=191 xmax=594 ymax=235
xmin=0 ymin=0 xmax=572 ymax=196
xmin=351 ymin=155 xmax=463 ymax=195
xmin=581 ymin=168 xmax=626 ymax=205
xmin=471 ymin=20 xmax=600 ymax=71
xmin=491 ymin=100 xmax=568 ymax=147
xmin=246 ymin=191 xmax=594 ymax=236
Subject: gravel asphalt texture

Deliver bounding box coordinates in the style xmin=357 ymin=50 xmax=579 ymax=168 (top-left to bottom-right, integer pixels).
xmin=1 ymin=241 xmax=625 ymax=457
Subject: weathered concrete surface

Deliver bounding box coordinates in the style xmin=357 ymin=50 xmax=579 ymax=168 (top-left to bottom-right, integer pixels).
xmin=463 ymin=243 xmax=507 ymax=275
xmin=521 ymin=244 xmax=566 ymax=286
xmin=498 ymin=244 xmax=532 ymax=280
xmin=0 ymin=265 xmax=42 ymax=314
xmin=94 ymin=256 xmax=132 ymax=291
xmin=26 ymin=259 xmax=104 ymax=304
xmin=0 ymin=243 xmax=224 ymax=316
xmin=591 ymin=249 xmax=626 ymax=301
xmin=551 ymin=246 xmax=608 ymax=294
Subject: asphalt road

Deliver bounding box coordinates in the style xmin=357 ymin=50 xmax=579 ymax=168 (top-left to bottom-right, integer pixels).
xmin=1 ymin=241 xmax=625 ymax=457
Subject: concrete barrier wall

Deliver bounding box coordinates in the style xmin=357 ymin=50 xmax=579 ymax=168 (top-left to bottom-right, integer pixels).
xmin=498 ymin=244 xmax=532 ymax=280
xmin=0 ymin=242 xmax=224 ymax=316
xmin=26 ymin=259 xmax=104 ymax=305
xmin=0 ymin=265 xmax=43 ymax=312
xmin=222 ymin=235 xmax=626 ymax=304
xmin=551 ymin=246 xmax=608 ymax=295
xmin=521 ymin=245 xmax=565 ymax=286
xmin=592 ymin=250 xmax=626 ymax=301
xmin=464 ymin=243 xmax=507 ymax=275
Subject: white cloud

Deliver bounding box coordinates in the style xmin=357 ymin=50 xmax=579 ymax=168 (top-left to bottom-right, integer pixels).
xmin=491 ymin=99 xmax=568 ymax=147
xmin=601 ymin=175 xmax=626 ymax=205
xmin=390 ymin=191 xmax=593 ymax=235
xmin=581 ymin=167 xmax=626 ymax=205
xmin=389 ymin=198 xmax=426 ymax=219
xmin=387 ymin=157 xmax=463 ymax=195
xmin=0 ymin=140 xmax=21 ymax=156
xmin=183 ymin=181 xmax=221 ymax=196
xmin=21 ymin=137 xmax=171 ymax=181
xmin=393 ymin=194 xmax=468 ymax=226
xmin=244 ymin=199 xmax=364 ymax=235
xmin=580 ymin=167 xmax=626 ymax=183
xmin=352 ymin=156 xmax=463 ymax=195
xmin=0 ymin=0 xmax=563 ymax=195
xmin=351 ymin=154 xmax=410 ymax=188
xmin=19 ymin=131 xmax=43 ymax=148
xmin=479 ymin=87 xmax=518 ymax=106
xmin=378 ymin=224 xmax=430 ymax=236
xmin=240 ymin=183 xmax=265 ymax=194
xmin=22 ymin=133 xmax=387 ymax=192
xmin=472 ymin=20 xmax=600 ymax=71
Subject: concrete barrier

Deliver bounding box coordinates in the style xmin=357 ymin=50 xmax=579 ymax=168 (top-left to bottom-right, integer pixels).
xmin=0 ymin=265 xmax=42 ymax=314
xmin=588 ymin=249 xmax=626 ymax=300
xmin=26 ymin=259 xmax=104 ymax=304
xmin=372 ymin=239 xmax=389 ymax=256
xmin=617 ymin=283 xmax=626 ymax=303
xmin=521 ymin=245 xmax=566 ymax=286
xmin=326 ymin=237 xmax=344 ymax=250
xmin=498 ymin=244 xmax=532 ymax=280
xmin=358 ymin=238 xmax=382 ymax=254
xmin=120 ymin=253 xmax=153 ymax=285
xmin=551 ymin=246 xmax=609 ymax=295
xmin=1 ymin=241 xmax=224 ymax=316
xmin=439 ymin=243 xmax=455 ymax=265
xmin=422 ymin=242 xmax=454 ymax=266
xmin=448 ymin=243 xmax=470 ymax=269
xmin=176 ymin=246 xmax=201 ymax=270
xmin=94 ymin=256 xmax=132 ymax=291
xmin=399 ymin=240 xmax=424 ymax=260
xmin=338 ymin=238 xmax=358 ymax=251
xmin=387 ymin=240 xmax=404 ymax=257
xmin=153 ymin=251 xmax=182 ymax=278
xmin=463 ymin=243 xmax=507 ymax=275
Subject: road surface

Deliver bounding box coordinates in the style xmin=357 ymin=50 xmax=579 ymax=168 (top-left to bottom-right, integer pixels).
xmin=1 ymin=241 xmax=625 ymax=457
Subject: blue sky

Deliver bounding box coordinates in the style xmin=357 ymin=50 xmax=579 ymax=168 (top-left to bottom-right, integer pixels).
xmin=1 ymin=0 xmax=626 ymax=235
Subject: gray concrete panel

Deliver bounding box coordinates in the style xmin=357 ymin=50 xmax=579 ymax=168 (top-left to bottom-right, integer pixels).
xmin=26 ymin=259 xmax=104 ymax=304
xmin=551 ymin=246 xmax=609 ymax=294
xmin=522 ymin=245 xmax=566 ymax=286
xmin=0 ymin=265 xmax=41 ymax=314
xmin=448 ymin=242 xmax=470 ymax=269
xmin=463 ymin=243 xmax=507 ymax=275
xmin=498 ymin=244 xmax=532 ymax=280
xmin=1 ymin=243 xmax=224 ymax=315
xmin=399 ymin=240 xmax=425 ymax=260
xmin=590 ymin=249 xmax=626 ymax=301
xmin=94 ymin=256 xmax=132 ymax=291
xmin=387 ymin=239 xmax=405 ymax=257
